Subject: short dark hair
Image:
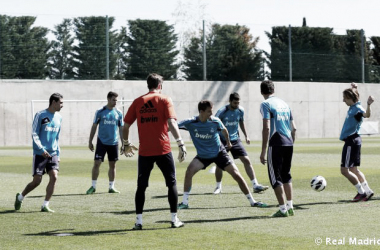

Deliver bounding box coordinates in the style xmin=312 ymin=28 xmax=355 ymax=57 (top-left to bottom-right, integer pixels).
xmin=49 ymin=93 xmax=63 ymax=106
xmin=198 ymin=100 xmax=213 ymax=112
xmin=147 ymin=73 xmax=163 ymax=89
xmin=260 ymin=80 xmax=275 ymax=95
xmin=343 ymin=88 xmax=359 ymax=103
xmin=107 ymin=91 xmax=118 ymax=99
xmin=229 ymin=92 xmax=240 ymax=102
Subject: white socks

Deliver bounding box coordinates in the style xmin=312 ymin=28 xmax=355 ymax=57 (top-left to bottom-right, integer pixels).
xmin=286 ymin=200 xmax=293 ymax=209
xmin=171 ymin=213 xmax=178 ymax=223
xmin=251 ymin=178 xmax=259 ymax=188
xmin=215 ymin=182 xmax=222 ymax=189
xmin=18 ymin=193 xmax=24 ymax=201
xmin=91 ymin=180 xmax=115 ymax=189
xmin=136 ymin=214 xmax=142 ymax=225
xmin=361 ymin=181 xmax=372 ymax=193
xmin=279 ymin=204 xmax=287 ymax=213
xmin=246 ymin=193 xmax=256 ymax=205
xmin=355 ymin=183 xmax=365 ymax=194
xmin=182 ymin=192 xmax=190 ymax=205
xmin=43 ymin=200 xmax=49 ymax=207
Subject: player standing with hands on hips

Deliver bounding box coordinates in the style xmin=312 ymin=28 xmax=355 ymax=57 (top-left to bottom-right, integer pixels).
xmin=15 ymin=93 xmax=63 ymax=213
xmin=259 ymin=80 xmax=296 ymax=217
xmin=122 ymin=73 xmax=187 ymax=230
xmin=340 ymin=83 xmax=374 ymax=202
xmin=86 ymin=91 xmax=124 ymax=195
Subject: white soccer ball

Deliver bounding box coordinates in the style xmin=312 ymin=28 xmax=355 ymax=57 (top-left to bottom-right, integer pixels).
xmin=310 ymin=175 xmax=327 ymax=192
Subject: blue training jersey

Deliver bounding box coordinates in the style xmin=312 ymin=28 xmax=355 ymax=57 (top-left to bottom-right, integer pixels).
xmin=340 ymin=101 xmax=365 ymax=141
xmin=260 ymin=96 xmax=293 ymax=146
xmin=32 ymin=109 xmax=62 ymax=157
xmin=93 ymin=106 xmax=124 ymax=145
xmin=178 ymin=116 xmax=225 ymax=159
xmin=215 ymin=105 xmax=244 ymax=142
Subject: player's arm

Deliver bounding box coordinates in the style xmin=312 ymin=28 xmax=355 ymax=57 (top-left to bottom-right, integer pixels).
xmin=31 ymin=113 xmax=51 ymax=158
xmin=119 ymin=125 xmax=124 ymax=144
xmin=56 ymin=124 xmax=61 ymax=161
xmin=168 ymin=118 xmax=187 ymax=162
xmin=239 ymin=120 xmax=250 ymax=145
xmin=363 ymin=96 xmax=374 ymax=118
xmin=88 ymin=123 xmax=98 ymax=152
xmin=221 ymin=127 xmax=232 ymax=149
xmin=291 ymin=120 xmax=297 ymax=143
xmin=122 ymin=123 xmax=138 ymax=157
xmin=260 ymin=119 xmax=270 ymax=165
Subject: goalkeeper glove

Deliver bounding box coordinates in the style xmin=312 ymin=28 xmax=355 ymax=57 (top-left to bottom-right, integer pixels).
xmin=122 ymin=139 xmax=138 ymax=157
xmin=176 ymin=138 xmax=187 ymax=162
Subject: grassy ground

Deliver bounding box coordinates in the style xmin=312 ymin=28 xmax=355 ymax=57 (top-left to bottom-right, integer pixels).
xmin=1 ymin=138 xmax=380 ymax=250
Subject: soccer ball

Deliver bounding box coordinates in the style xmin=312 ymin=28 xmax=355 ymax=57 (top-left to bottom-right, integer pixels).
xmin=310 ymin=176 xmax=327 ymax=192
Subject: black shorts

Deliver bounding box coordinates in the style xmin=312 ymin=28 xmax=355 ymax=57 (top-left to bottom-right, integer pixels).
xmin=267 ymin=146 xmax=293 ymax=188
xmin=94 ymin=137 xmax=119 ymax=162
xmin=195 ymin=148 xmax=233 ymax=171
xmin=222 ymin=139 xmax=248 ymax=159
xmin=137 ymin=152 xmax=176 ymax=188
xmin=32 ymin=154 xmax=59 ymax=176
xmin=341 ymin=134 xmax=361 ymax=168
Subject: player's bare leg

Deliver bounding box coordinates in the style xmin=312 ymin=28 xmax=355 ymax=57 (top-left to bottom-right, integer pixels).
xmin=86 ymin=160 xmax=102 ymax=194
xmin=22 ymin=175 xmax=43 ymax=197
xmin=214 ymin=167 xmax=223 ymax=194
xmin=178 ymin=159 xmax=204 ymax=209
xmin=45 ymin=169 xmax=58 ymax=201
xmin=224 ymin=163 xmax=267 ymax=208
xmin=108 ymin=161 xmax=119 ymax=193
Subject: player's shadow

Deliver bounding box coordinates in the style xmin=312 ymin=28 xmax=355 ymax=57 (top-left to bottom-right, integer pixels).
xmin=27 ymin=193 xmax=102 ymax=199
xmin=158 ymin=215 xmax=270 ymax=225
xmin=153 ymin=192 xmax=243 ymax=199
xmin=98 ymin=207 xmax=169 ymax=215
xmin=24 ymin=228 xmax=126 ymax=236
xmin=25 ymin=226 xmax=174 ymax=236
xmin=0 ymin=210 xmax=42 ymax=214
xmin=0 ymin=210 xmax=20 ymax=214
xmin=337 ymin=196 xmax=379 ymax=203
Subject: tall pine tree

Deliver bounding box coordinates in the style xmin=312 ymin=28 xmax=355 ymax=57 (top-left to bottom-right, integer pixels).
xmin=123 ymin=19 xmax=179 ymax=80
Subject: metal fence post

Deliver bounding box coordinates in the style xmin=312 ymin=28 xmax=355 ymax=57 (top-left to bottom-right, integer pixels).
xmin=289 ymin=25 xmax=292 ymax=82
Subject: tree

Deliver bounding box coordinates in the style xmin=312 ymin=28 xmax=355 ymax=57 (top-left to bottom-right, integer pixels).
xmin=369 ymin=36 xmax=380 ymax=83
xmin=182 ymin=36 xmax=203 ymax=80
xmin=48 ymin=19 xmax=76 ymax=79
xmin=183 ymin=24 xmax=263 ymax=81
xmin=266 ymin=26 xmax=375 ymax=82
xmin=113 ymin=26 xmax=128 ymax=80
xmin=0 ymin=15 xmax=50 ymax=79
xmin=124 ymin=19 xmax=179 ymax=80
xmin=73 ymin=16 xmax=117 ymax=80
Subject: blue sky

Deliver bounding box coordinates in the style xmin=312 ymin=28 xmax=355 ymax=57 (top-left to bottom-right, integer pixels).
xmin=2 ymin=0 xmax=379 ymax=52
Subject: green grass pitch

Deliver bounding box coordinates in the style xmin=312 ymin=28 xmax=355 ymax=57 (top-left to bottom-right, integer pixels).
xmin=1 ymin=138 xmax=380 ymax=250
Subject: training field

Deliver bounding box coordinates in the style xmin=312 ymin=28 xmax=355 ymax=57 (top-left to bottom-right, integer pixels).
xmin=1 ymin=138 xmax=380 ymax=250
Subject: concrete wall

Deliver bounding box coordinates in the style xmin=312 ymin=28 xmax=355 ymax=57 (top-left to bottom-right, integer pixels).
xmin=0 ymin=80 xmax=379 ymax=146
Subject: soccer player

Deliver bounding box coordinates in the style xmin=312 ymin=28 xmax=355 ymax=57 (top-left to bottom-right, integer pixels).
xmin=14 ymin=93 xmax=63 ymax=213
xmin=213 ymin=92 xmax=269 ymax=195
xmin=340 ymin=83 xmax=374 ymax=202
xmin=178 ymin=100 xmax=267 ymax=209
xmin=259 ymin=80 xmax=296 ymax=217
xmin=122 ymin=73 xmax=187 ymax=230
xmin=86 ymin=91 xmax=124 ymax=194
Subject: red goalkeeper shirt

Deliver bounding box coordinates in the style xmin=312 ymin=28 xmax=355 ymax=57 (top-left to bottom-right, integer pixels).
xmin=124 ymin=91 xmax=176 ymax=156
